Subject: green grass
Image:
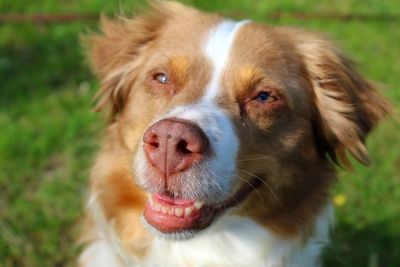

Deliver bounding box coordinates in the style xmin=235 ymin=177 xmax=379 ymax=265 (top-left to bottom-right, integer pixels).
xmin=0 ymin=1 xmax=399 ymax=266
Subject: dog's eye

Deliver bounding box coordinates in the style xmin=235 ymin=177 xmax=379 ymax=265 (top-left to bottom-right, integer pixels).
xmin=244 ymin=89 xmax=283 ymax=112
xmin=254 ymin=92 xmax=271 ymax=103
xmin=254 ymin=91 xmax=278 ymax=104
xmin=147 ymin=69 xmax=176 ymax=95
xmin=154 ymin=73 xmax=169 ymax=84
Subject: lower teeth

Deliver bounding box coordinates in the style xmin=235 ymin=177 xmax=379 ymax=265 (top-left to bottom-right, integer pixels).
xmin=149 ymin=199 xmax=204 ymax=218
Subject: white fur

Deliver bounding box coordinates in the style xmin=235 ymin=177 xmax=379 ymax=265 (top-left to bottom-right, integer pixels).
xmin=203 ymin=20 xmax=249 ymax=101
xmin=145 ymin=205 xmax=334 ymax=267
xmin=80 ymin=202 xmax=334 ymax=267
xmin=133 ymin=145 xmax=151 ymax=187
xmin=79 ymin=240 xmax=126 ymax=267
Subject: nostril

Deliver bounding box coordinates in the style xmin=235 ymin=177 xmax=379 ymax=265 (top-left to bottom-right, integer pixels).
xmin=144 ymin=132 xmax=160 ymax=149
xmin=176 ymin=140 xmax=192 ymax=154
xmin=149 ymin=134 xmax=159 ymax=148
xmin=150 ymin=142 xmax=159 ymax=148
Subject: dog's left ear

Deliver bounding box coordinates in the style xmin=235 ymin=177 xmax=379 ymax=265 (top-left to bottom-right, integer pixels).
xmin=83 ymin=1 xmax=195 ymax=120
xmin=287 ymin=28 xmax=391 ymax=167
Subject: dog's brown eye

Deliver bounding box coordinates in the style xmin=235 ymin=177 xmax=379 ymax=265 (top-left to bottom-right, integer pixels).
xmin=154 ymin=73 xmax=169 ymax=84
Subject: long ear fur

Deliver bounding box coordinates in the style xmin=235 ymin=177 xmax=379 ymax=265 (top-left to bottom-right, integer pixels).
xmin=82 ymin=1 xmax=192 ymax=120
xmin=287 ymin=28 xmax=391 ymax=167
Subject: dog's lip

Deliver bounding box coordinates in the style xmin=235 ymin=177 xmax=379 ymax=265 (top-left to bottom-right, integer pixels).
xmin=153 ymin=193 xmax=195 ymax=206
xmin=143 ymin=178 xmax=263 ymax=234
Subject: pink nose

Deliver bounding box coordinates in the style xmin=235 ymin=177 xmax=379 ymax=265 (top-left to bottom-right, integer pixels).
xmin=143 ymin=119 xmax=209 ymax=178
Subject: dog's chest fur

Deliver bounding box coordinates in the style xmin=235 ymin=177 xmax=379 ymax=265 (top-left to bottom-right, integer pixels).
xmin=80 ymin=205 xmax=333 ymax=267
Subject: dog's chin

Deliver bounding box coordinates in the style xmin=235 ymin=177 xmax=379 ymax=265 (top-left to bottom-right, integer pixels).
xmin=141 ymin=215 xmax=214 ymax=241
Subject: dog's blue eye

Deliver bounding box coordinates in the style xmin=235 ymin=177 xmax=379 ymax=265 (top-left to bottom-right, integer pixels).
xmin=255 ymin=92 xmax=270 ymax=103
xmin=154 ymin=73 xmax=169 ymax=84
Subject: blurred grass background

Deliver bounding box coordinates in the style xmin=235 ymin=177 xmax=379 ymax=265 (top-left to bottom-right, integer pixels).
xmin=0 ymin=1 xmax=399 ymax=266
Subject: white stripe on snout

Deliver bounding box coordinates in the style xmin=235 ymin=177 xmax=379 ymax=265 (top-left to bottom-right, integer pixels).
xmin=203 ymin=20 xmax=249 ymax=101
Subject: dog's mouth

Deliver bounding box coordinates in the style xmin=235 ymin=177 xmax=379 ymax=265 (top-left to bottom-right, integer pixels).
xmin=144 ymin=194 xmax=212 ymax=233
xmin=143 ymin=177 xmax=262 ymax=234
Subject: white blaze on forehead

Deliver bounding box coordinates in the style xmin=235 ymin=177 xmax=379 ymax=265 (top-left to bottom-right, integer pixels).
xmin=203 ymin=20 xmax=250 ymax=101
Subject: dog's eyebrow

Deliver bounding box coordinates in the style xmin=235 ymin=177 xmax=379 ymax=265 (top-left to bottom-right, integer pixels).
xmin=166 ymin=56 xmax=190 ymax=87
xmin=231 ymin=66 xmax=265 ymax=100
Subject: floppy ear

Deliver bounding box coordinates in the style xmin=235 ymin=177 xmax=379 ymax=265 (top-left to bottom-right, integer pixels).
xmin=289 ymin=29 xmax=390 ymax=167
xmin=83 ymin=1 xmax=190 ymax=119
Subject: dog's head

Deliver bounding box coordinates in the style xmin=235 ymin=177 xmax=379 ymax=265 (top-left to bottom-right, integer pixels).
xmin=86 ymin=2 xmax=389 ymax=239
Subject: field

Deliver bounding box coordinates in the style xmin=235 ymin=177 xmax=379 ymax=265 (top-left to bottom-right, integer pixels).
xmin=0 ymin=1 xmax=399 ymax=266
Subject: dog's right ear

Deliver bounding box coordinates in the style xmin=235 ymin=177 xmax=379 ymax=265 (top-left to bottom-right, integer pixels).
xmin=83 ymin=2 xmax=192 ymax=119
xmin=286 ymin=28 xmax=391 ymax=168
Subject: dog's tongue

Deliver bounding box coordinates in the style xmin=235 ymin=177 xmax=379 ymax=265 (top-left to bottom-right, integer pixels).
xmin=143 ymin=194 xmax=205 ymax=233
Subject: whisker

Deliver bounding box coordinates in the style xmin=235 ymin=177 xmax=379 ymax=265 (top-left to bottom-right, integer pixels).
xmin=237 ymin=169 xmax=280 ymax=203
xmin=237 ymin=156 xmax=272 ymax=162
xmin=206 ymin=172 xmax=228 ymax=199
xmin=232 ymin=173 xmax=267 ymax=208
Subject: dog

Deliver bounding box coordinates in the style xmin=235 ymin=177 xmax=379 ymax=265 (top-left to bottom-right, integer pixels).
xmin=78 ymin=2 xmax=389 ymax=266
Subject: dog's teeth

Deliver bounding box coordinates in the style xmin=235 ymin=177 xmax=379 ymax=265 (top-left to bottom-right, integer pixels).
xmin=154 ymin=203 xmax=161 ymax=212
xmin=184 ymin=207 xmax=193 ymax=217
xmin=149 ymin=199 xmax=202 ymax=217
xmin=194 ymin=201 xmax=204 ymax=210
xmin=167 ymin=208 xmax=174 ymax=215
xmin=175 ymin=208 xmax=183 ymax=217
xmin=161 ymin=206 xmax=168 ymax=214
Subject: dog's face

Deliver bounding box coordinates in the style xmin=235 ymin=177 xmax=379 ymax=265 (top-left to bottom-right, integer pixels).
xmin=87 ymin=2 xmax=388 ymax=240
